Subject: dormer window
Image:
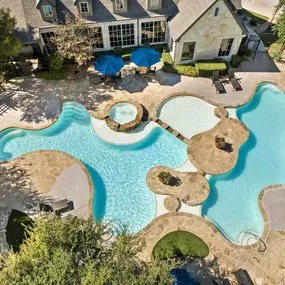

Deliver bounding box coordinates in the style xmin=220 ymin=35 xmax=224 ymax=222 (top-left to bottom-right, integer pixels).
xmin=150 ymin=0 xmax=159 ymax=8
xmin=115 ymin=0 xmax=124 ymax=10
xmin=42 ymin=5 xmax=53 ymax=17
xmin=80 ymin=2 xmax=89 ymax=13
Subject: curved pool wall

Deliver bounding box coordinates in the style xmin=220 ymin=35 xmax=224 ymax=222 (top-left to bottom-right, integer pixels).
xmin=109 ymin=102 xmax=137 ymax=124
xmin=202 ymin=83 xmax=285 ymax=243
xmin=0 ymin=102 xmax=188 ymax=233
xmin=157 ymin=96 xmax=219 ymax=139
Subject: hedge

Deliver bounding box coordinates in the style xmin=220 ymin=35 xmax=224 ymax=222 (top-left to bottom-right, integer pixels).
xmin=195 ymin=61 xmax=227 ymax=77
xmin=230 ymin=54 xmax=242 ymax=68
xmin=162 ymin=51 xmax=198 ymax=77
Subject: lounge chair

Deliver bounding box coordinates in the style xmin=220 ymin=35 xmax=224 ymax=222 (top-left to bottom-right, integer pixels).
xmin=228 ymin=68 xmax=242 ymax=91
xmin=39 ymin=199 xmax=74 ymax=216
xmin=212 ymin=71 xmax=225 ymax=94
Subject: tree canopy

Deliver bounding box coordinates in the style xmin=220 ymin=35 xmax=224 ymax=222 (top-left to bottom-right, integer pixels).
xmin=52 ymin=16 xmax=100 ymax=66
xmin=0 ymin=8 xmax=21 ymax=62
xmin=0 ymin=216 xmax=178 ymax=285
xmin=272 ymin=7 xmax=285 ymax=52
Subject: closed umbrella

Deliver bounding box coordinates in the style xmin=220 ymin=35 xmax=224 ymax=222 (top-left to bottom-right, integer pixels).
xmin=94 ymin=54 xmax=124 ymax=75
xmin=130 ymin=48 xmax=160 ymax=67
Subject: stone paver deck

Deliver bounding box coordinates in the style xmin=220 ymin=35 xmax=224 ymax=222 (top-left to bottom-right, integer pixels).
xmin=139 ymin=212 xmax=285 ymax=284
xmin=146 ymin=166 xmax=209 ymax=206
xmin=187 ymin=117 xmax=249 ymax=175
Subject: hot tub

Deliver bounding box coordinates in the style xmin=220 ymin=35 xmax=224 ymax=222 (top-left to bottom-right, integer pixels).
xmin=104 ymin=100 xmax=143 ymax=132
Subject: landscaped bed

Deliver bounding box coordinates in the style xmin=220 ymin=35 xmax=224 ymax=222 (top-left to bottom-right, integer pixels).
xmin=152 ymin=231 xmax=209 ymax=260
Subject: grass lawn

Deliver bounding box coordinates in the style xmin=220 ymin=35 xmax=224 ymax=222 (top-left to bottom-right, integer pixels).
xmin=6 ymin=210 xmax=34 ymax=252
xmin=152 ymin=231 xmax=209 ymax=260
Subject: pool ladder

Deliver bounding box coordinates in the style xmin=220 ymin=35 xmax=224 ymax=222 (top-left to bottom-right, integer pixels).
xmin=237 ymin=230 xmax=267 ymax=252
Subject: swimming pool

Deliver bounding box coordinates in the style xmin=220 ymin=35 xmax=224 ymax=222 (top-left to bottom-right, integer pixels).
xmin=0 ymin=102 xmax=187 ymax=232
xmin=202 ymin=83 xmax=285 ymax=243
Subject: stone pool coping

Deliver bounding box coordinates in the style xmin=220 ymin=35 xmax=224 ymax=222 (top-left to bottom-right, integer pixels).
xmin=103 ymin=99 xmax=143 ymax=132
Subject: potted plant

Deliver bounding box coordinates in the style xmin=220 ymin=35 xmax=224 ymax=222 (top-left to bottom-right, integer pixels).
xmin=158 ymin=171 xmax=182 ymax=186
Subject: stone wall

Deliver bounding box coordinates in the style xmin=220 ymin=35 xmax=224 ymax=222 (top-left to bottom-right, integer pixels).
xmin=173 ymin=0 xmax=244 ymax=64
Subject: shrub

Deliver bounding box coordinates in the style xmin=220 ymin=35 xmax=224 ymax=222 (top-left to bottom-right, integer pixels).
xmin=230 ymin=54 xmax=242 ymax=67
xmin=162 ymin=51 xmax=198 ymax=77
xmin=245 ymin=48 xmax=253 ymax=57
xmin=249 ymin=18 xmax=257 ymax=26
xmin=35 ymin=70 xmax=67 ymax=80
xmin=113 ymin=47 xmax=122 ymax=55
xmin=175 ymin=65 xmax=198 ymax=77
xmin=152 ymin=231 xmax=209 ymax=260
xmin=237 ymin=9 xmax=243 ymax=16
xmin=49 ymin=53 xmax=64 ymax=73
xmin=271 ymin=52 xmax=282 ymax=62
xmin=195 ymin=61 xmax=227 ymax=77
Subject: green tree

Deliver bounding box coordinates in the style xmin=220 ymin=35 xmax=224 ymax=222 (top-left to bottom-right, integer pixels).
xmin=272 ymin=7 xmax=285 ymax=53
xmin=0 ymin=8 xmax=21 ymax=62
xmin=270 ymin=0 xmax=285 ymax=27
xmin=0 ymin=215 xmax=178 ymax=285
xmin=52 ymin=16 xmax=100 ymax=66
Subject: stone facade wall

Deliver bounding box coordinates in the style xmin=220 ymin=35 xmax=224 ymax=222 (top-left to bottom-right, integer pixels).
xmin=172 ymin=0 xmax=244 ymax=64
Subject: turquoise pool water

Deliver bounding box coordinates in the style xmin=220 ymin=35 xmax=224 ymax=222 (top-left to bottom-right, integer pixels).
xmin=0 ymin=102 xmax=187 ymax=232
xmin=202 ymin=83 xmax=285 ymax=243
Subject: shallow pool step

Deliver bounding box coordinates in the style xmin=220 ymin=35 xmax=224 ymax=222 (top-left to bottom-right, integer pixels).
xmin=152 ymin=117 xmax=190 ymax=144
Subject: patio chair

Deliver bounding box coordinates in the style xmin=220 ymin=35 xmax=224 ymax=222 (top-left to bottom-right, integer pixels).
xmin=228 ymin=68 xmax=242 ymax=91
xmin=212 ymin=71 xmax=225 ymax=94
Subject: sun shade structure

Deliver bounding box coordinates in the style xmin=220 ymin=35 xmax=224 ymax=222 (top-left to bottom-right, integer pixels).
xmin=130 ymin=48 xmax=160 ymax=67
xmin=94 ymin=54 xmax=124 ymax=75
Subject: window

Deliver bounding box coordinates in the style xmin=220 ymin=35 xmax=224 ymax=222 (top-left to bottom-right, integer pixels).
xmin=218 ymin=38 xmax=234 ymax=56
xmin=41 ymin=32 xmax=56 ymax=54
xmin=141 ymin=21 xmax=166 ymax=44
xmin=90 ymin=27 xmax=104 ymax=49
xmin=109 ymin=24 xmax=135 ymax=47
xmin=42 ymin=5 xmax=53 ymax=17
xmin=80 ymin=2 xmax=89 ymax=13
xmin=181 ymin=42 xmax=195 ymax=60
xmin=115 ymin=0 xmax=124 ymax=10
xmin=150 ymin=0 xmax=159 ymax=8
xmin=214 ymin=7 xmax=219 ymax=17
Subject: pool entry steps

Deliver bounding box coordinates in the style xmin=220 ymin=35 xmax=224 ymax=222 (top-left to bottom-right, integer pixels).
xmin=151 ymin=116 xmax=190 ymax=143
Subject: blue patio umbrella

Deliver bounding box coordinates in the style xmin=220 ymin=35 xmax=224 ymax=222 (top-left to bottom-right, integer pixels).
xmin=130 ymin=48 xmax=160 ymax=68
xmin=94 ymin=54 xmax=124 ymax=75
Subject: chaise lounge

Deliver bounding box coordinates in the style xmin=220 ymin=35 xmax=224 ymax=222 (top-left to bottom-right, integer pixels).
xmin=228 ymin=68 xmax=242 ymax=91
xmin=212 ymin=71 xmax=225 ymax=94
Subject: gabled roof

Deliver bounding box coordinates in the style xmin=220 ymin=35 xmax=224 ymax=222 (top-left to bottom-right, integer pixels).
xmin=169 ymin=0 xmax=246 ymax=41
xmin=169 ymin=0 xmax=217 ymax=41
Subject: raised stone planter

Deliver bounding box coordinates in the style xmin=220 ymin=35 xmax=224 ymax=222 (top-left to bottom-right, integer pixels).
xmin=187 ymin=117 xmax=249 ymax=175
xmin=146 ymin=166 xmax=210 ymax=206
xmin=104 ymin=99 xmax=143 ymax=132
